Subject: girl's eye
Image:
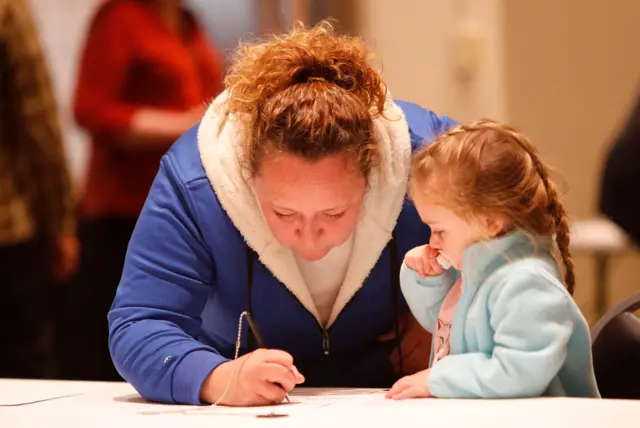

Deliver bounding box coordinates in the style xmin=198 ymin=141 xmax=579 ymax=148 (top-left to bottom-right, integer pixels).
xmin=326 ymin=212 xmax=345 ymax=220
xmin=432 ymin=229 xmax=444 ymax=235
xmin=274 ymin=211 xmax=296 ymax=219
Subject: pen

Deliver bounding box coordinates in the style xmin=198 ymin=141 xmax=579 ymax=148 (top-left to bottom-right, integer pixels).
xmin=245 ymin=312 xmax=292 ymax=403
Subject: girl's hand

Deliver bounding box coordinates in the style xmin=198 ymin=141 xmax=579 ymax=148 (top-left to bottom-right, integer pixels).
xmin=404 ymin=245 xmax=445 ymax=277
xmin=385 ymin=369 xmax=432 ymax=400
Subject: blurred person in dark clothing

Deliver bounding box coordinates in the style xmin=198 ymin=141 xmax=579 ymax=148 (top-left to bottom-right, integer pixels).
xmin=59 ymin=0 xmax=225 ymax=381
xmin=600 ymin=88 xmax=640 ymax=244
xmin=0 ymin=0 xmax=78 ymax=378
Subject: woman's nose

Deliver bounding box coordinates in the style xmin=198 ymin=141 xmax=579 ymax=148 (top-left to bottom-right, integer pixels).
xmin=295 ymin=220 xmax=324 ymax=241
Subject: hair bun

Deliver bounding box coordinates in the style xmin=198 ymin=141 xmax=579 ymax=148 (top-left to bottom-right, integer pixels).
xmin=292 ymin=59 xmax=358 ymax=91
xmin=225 ymin=20 xmax=385 ymax=116
xmin=293 ymin=66 xmax=331 ymax=83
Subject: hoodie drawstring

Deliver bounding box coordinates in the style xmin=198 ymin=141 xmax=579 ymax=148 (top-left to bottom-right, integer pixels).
xmin=389 ymin=232 xmax=404 ymax=377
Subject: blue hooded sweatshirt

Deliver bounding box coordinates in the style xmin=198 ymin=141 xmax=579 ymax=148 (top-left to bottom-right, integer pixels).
xmin=107 ymin=93 xmax=456 ymax=405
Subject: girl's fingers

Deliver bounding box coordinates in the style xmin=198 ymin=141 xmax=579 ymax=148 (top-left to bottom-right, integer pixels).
xmin=392 ymin=386 xmax=424 ymax=400
xmin=385 ymin=379 xmax=412 ymax=399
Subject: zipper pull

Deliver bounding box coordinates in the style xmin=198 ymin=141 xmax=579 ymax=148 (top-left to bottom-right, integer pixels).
xmin=322 ymin=329 xmax=330 ymax=355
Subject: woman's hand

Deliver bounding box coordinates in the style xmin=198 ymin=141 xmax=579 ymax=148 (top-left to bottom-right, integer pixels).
xmin=385 ymin=369 xmax=432 ymax=400
xmin=404 ymin=245 xmax=444 ymax=277
xmin=200 ymin=349 xmax=305 ymax=406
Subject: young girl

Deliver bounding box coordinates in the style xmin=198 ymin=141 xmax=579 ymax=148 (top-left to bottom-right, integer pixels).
xmin=386 ymin=120 xmax=600 ymax=400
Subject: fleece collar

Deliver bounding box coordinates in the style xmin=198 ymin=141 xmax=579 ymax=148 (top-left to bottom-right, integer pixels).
xmin=198 ymin=90 xmax=411 ymax=327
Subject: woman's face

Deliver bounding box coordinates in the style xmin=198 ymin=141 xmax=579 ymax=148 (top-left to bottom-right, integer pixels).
xmin=253 ymin=153 xmax=366 ymax=261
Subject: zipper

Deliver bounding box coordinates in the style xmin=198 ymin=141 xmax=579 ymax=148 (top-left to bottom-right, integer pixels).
xmin=275 ymin=278 xmax=365 ymax=357
xmin=322 ymin=329 xmax=330 ymax=355
xmin=276 ymin=279 xmax=334 ymax=355
xmin=249 ymin=249 xmax=354 ymax=357
xmin=250 ymin=239 xmax=396 ymax=359
xmin=249 ymin=235 xmax=400 ymax=360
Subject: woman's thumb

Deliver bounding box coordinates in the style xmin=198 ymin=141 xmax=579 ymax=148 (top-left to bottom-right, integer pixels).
xmin=292 ymin=365 xmax=305 ymax=383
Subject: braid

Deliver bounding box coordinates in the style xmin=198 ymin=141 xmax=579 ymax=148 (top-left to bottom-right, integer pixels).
xmin=433 ymin=119 xmax=576 ymax=295
xmin=544 ymin=181 xmax=576 ymax=295
xmin=484 ymin=121 xmax=576 ymax=295
xmin=507 ymin=133 xmax=575 ymax=295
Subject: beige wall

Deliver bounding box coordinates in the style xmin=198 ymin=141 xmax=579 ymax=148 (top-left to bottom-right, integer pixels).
xmin=504 ymin=0 xmax=640 ymax=218
xmin=356 ymin=0 xmax=640 ymax=323
xmin=504 ymin=0 xmax=640 ymax=322
xmin=356 ymin=0 xmax=507 ymax=122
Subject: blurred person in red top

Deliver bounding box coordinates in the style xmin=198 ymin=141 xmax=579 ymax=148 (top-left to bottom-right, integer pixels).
xmin=59 ymin=0 xmax=224 ymax=381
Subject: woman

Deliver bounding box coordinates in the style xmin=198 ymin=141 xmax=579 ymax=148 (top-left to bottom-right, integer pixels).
xmin=108 ymin=21 xmax=456 ymax=405
xmin=61 ymin=0 xmax=225 ymax=381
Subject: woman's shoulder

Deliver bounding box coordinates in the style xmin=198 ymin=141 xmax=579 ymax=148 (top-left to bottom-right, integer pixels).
xmin=153 ymin=123 xmax=240 ymax=242
xmin=164 ymin=123 xmax=210 ymax=187
xmin=393 ymin=100 xmax=457 ymax=150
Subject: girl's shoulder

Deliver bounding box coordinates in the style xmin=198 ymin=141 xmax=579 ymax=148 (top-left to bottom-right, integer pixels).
xmin=484 ymin=253 xmax=572 ymax=311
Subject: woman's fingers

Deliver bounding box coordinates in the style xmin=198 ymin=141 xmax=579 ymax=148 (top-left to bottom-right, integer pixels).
xmin=255 ymin=349 xmax=305 ymax=385
xmin=259 ymin=349 xmax=294 ymax=366
xmin=262 ymin=362 xmax=296 ymax=392
xmin=224 ymin=349 xmax=303 ymax=405
xmin=256 ymin=379 xmax=288 ymax=403
xmin=291 ymin=364 xmax=305 ymax=383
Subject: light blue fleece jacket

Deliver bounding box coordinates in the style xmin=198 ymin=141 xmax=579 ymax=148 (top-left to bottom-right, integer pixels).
xmin=400 ymin=231 xmax=601 ymax=399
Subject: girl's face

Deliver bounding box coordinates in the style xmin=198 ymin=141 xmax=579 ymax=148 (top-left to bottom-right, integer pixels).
xmin=413 ymin=201 xmax=504 ymax=270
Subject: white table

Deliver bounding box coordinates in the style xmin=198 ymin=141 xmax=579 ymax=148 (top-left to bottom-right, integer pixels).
xmin=2 ymin=380 xmax=639 ymax=428
xmin=571 ymin=217 xmax=635 ymax=320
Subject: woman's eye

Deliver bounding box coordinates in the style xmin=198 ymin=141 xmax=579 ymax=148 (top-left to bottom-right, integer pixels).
xmin=274 ymin=211 xmax=296 ymax=219
xmin=326 ymin=212 xmax=345 ymax=220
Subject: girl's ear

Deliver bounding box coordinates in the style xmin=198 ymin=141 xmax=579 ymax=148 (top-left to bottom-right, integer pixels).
xmin=485 ymin=216 xmax=507 ymax=238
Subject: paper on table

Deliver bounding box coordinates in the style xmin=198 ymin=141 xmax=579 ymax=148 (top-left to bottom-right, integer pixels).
xmin=0 ymin=379 xmax=104 ymax=406
xmin=138 ymin=388 xmax=386 ymax=417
